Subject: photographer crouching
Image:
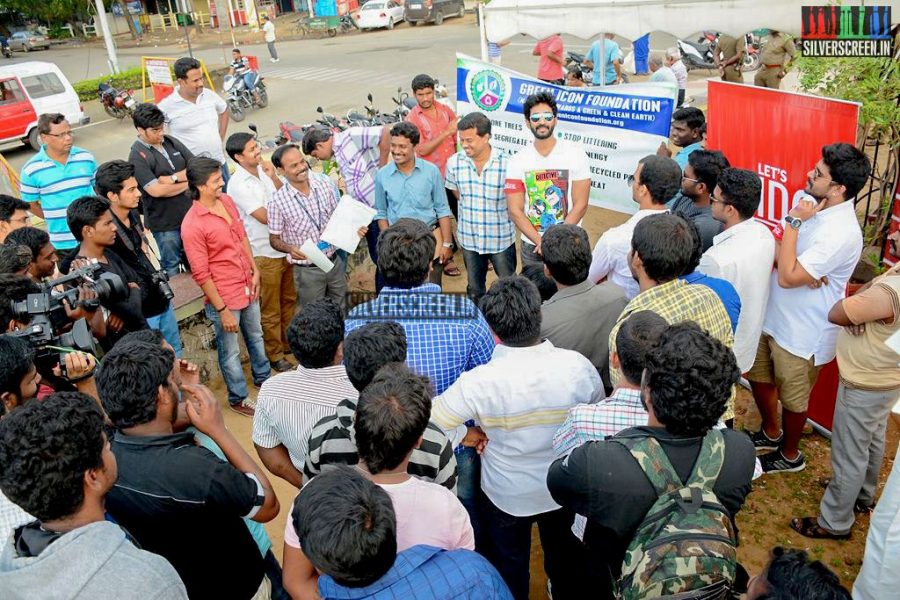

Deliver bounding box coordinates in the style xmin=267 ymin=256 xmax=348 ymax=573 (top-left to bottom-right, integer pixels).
xmin=95 ymin=161 xmax=183 ymax=355
xmin=0 ymin=274 xmax=102 ymax=400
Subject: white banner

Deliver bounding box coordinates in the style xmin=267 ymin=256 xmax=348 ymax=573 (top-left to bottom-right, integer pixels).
xmin=455 ymin=53 xmax=678 ymax=214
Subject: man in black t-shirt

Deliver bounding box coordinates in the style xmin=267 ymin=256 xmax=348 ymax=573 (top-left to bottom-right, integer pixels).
xmin=95 ymin=160 xmax=184 ymax=356
xmin=98 ymin=340 xmax=280 ymax=599
xmin=129 ymin=103 xmax=194 ymax=277
xmin=547 ymin=322 xmax=755 ymax=599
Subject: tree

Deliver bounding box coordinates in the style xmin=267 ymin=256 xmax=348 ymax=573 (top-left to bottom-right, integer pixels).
xmin=2 ymin=0 xmax=90 ymax=24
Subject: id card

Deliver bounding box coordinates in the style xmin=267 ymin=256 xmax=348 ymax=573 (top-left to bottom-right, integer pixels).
xmin=317 ymin=240 xmax=329 ymax=251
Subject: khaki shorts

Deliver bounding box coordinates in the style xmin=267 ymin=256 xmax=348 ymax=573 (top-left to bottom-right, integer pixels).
xmin=747 ymin=333 xmax=822 ymax=413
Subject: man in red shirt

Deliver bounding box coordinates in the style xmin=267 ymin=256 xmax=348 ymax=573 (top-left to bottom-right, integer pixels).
xmin=533 ymin=34 xmax=566 ymax=84
xmin=406 ymin=73 xmax=461 ymax=277
xmin=181 ymin=157 xmax=271 ymax=417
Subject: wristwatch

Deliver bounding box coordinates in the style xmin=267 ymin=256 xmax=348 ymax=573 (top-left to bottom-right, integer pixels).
xmin=442 ymin=242 xmax=453 ymax=248
xmin=784 ymin=215 xmax=802 ymax=230
xmin=170 ymin=173 xmax=180 ymax=183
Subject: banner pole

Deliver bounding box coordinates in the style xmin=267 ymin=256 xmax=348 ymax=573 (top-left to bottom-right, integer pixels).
xmin=478 ymin=3 xmax=488 ymax=62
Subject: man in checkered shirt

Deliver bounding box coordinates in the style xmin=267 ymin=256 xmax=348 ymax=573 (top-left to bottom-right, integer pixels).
xmin=303 ymin=125 xmax=391 ymax=266
xmin=445 ymin=112 xmax=517 ymax=303
xmin=269 ymin=144 xmax=363 ymax=309
xmin=553 ymin=310 xmax=668 ymax=457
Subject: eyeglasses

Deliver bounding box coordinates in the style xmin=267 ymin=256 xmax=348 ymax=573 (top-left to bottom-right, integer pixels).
xmin=682 ymin=175 xmax=701 ymax=184
xmin=529 ymin=112 xmax=555 ymax=123
xmin=43 ymin=130 xmax=73 ymax=138
xmin=710 ymin=192 xmax=730 ymax=206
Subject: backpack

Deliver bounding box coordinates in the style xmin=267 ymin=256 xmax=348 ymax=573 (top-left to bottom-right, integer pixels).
xmin=614 ymin=429 xmax=736 ymax=600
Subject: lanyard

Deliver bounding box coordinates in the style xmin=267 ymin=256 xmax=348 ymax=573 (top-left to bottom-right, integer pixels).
xmin=292 ymin=184 xmax=327 ymax=231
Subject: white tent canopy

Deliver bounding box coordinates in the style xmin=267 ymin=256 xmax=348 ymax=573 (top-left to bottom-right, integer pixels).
xmin=484 ymin=0 xmax=804 ymax=42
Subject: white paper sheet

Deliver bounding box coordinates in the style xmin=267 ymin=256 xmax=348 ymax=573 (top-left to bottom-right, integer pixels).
xmin=320 ymin=195 xmax=377 ymax=254
xmin=300 ymin=239 xmax=335 ymax=273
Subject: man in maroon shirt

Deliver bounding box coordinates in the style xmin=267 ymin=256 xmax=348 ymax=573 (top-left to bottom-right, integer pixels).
xmin=406 ymin=73 xmax=461 ymax=277
xmin=181 ymin=157 xmax=271 ymax=417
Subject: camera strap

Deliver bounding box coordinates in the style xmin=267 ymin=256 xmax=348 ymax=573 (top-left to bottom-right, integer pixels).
xmin=112 ymin=214 xmax=161 ymax=273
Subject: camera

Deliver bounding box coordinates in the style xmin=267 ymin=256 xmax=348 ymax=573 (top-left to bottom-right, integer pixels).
xmin=150 ymin=269 xmax=175 ymax=301
xmin=7 ymin=262 xmax=128 ymax=367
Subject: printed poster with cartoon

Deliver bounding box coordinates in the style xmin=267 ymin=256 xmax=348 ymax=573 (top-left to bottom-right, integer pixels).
xmin=524 ymin=169 xmax=569 ymax=233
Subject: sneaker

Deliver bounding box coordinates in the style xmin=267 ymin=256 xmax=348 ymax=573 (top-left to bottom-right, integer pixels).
xmin=759 ymin=450 xmax=806 ymax=474
xmin=271 ymin=58 xmax=280 ymax=63
xmin=229 ymin=398 xmax=256 ymax=417
xmin=271 ymin=359 xmax=293 ymax=373
xmin=749 ymin=429 xmax=783 ymax=451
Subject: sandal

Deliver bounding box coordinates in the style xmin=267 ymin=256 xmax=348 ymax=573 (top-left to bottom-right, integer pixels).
xmin=444 ymin=259 xmax=461 ymax=277
xmin=790 ymin=517 xmax=850 ymax=540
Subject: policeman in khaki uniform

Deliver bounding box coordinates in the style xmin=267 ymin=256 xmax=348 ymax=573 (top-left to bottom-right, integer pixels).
xmin=754 ymin=30 xmax=796 ymax=89
xmin=714 ymin=34 xmax=745 ymax=83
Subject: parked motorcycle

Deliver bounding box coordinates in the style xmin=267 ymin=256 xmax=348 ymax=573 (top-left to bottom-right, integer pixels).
xmin=677 ymin=34 xmax=717 ymax=71
xmin=316 ymin=106 xmax=349 ymax=130
xmin=361 ymin=93 xmax=400 ymax=125
xmin=223 ymin=69 xmax=268 ymax=122
xmin=247 ymin=124 xmax=281 ymax=151
xmin=741 ymin=32 xmax=762 ymax=72
xmin=340 ymin=14 xmax=358 ymax=33
xmin=98 ymin=79 xmax=137 ymax=119
xmin=565 ymin=51 xmax=593 ymax=84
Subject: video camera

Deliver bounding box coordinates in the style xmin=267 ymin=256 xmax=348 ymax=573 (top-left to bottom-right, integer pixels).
xmin=7 ymin=262 xmax=129 ymax=367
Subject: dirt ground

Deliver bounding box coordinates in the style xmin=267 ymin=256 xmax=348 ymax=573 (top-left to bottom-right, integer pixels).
xmin=185 ymin=205 xmax=895 ymax=598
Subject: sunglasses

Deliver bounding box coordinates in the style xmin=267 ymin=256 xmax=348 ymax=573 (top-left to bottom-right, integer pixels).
xmin=529 ymin=112 xmax=555 ymax=124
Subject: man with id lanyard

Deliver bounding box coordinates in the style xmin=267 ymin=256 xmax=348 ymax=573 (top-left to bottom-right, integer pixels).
xmin=269 ymin=144 xmax=363 ymax=309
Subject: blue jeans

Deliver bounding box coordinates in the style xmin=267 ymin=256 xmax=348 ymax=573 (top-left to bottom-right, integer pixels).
xmin=147 ymin=302 xmax=183 ymax=357
xmin=242 ymin=72 xmax=257 ymax=92
xmin=461 ymin=243 xmax=517 ymax=304
xmin=455 ymin=446 xmax=483 ymax=550
xmin=154 ymin=229 xmax=186 ymax=278
xmin=205 ymin=301 xmax=270 ymax=405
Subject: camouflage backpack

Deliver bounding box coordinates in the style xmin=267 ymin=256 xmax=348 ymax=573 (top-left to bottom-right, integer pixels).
xmin=614 ymin=429 xmax=736 ymax=600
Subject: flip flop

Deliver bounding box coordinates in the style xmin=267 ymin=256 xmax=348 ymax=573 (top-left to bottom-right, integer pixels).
xmin=790 ymin=517 xmax=850 ymax=540
xmin=444 ymin=259 xmax=461 ymax=277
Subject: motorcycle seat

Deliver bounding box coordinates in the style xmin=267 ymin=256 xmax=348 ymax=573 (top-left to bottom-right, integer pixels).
xmin=98 ymin=83 xmax=112 ymax=92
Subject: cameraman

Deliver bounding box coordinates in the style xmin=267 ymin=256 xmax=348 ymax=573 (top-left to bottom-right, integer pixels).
xmin=0 ymin=278 xmax=99 ymax=401
xmin=62 ymin=196 xmax=148 ymax=344
xmin=5 ymin=226 xmax=58 ymax=281
xmin=95 ymin=161 xmax=184 ymax=356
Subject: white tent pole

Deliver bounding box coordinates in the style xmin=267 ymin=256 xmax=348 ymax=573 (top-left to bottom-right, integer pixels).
xmin=478 ymin=3 xmax=488 ymax=62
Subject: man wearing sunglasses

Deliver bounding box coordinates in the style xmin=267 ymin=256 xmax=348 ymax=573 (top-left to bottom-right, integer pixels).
xmin=19 ymin=113 xmax=96 ymax=259
xmin=748 ymin=143 xmax=870 ymax=474
xmin=505 ymin=92 xmax=590 ymax=270
xmin=670 ymin=149 xmax=729 ymax=252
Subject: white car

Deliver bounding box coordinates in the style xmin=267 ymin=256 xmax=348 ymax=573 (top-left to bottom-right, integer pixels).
xmin=357 ymin=0 xmax=405 ymax=30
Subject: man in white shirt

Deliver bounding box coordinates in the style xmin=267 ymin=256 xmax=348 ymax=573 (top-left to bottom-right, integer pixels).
xmin=588 ymin=155 xmax=681 ymax=299
xmin=261 ymin=15 xmax=279 ymax=63
xmin=665 ymin=47 xmax=688 ymax=107
xmin=505 ymin=91 xmax=591 ymax=270
xmin=432 ymin=276 xmax=603 ymax=600
xmin=158 ymin=57 xmax=230 ymax=185
xmin=747 ymin=143 xmax=870 ymax=474
xmin=699 ymin=167 xmax=774 ymax=374
xmin=225 ymin=132 xmax=294 ymax=373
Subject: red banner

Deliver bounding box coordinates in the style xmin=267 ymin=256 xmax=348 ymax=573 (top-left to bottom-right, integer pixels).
xmin=707 ymin=81 xmax=860 ymax=228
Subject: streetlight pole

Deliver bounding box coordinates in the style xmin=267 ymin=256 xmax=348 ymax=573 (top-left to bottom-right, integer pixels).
xmin=93 ymin=0 xmax=121 ymax=74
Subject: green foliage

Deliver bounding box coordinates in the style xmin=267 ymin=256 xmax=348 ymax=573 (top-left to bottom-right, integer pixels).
xmin=73 ymin=68 xmax=144 ymax=102
xmin=1 ymin=0 xmax=90 ymax=24
xmin=47 ymin=24 xmax=73 ymax=39
xmin=796 ymin=53 xmax=900 ymax=142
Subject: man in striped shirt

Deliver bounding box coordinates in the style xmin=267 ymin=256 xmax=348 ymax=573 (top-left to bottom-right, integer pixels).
xmin=252 ymin=298 xmax=358 ymax=488
xmin=19 ymin=113 xmax=96 ymax=255
xmin=303 ymin=321 xmax=457 ymax=492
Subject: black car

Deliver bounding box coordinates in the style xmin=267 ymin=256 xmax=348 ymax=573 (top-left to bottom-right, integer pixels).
xmin=405 ymin=0 xmax=465 ymax=26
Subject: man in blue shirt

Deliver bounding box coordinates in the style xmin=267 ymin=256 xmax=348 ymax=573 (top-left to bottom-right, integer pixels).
xmin=585 ymin=33 xmax=623 ymax=86
xmin=19 ymin=113 xmax=96 ymax=256
xmin=346 ymin=218 xmax=495 ymax=549
xmin=375 ymin=122 xmax=453 ymax=288
xmin=291 ymin=466 xmax=513 ymax=600
xmin=659 ymin=107 xmax=706 ymax=170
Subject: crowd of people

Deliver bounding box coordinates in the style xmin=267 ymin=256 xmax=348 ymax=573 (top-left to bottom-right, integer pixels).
xmin=0 ymin=50 xmax=895 ymax=600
